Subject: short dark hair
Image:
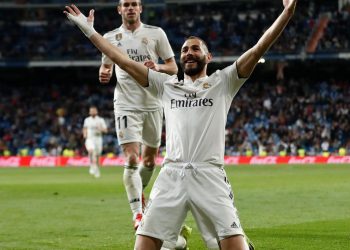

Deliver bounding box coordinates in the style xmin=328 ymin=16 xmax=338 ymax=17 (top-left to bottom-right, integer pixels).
xmin=118 ymin=0 xmax=142 ymax=5
xmin=185 ymin=36 xmax=210 ymax=54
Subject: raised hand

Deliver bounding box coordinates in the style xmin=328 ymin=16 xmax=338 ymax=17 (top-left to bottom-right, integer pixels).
xmin=144 ymin=60 xmax=160 ymax=72
xmin=63 ymin=4 xmax=96 ymax=37
xmin=99 ymin=68 xmax=112 ymax=84
xmin=283 ymin=0 xmax=297 ymax=15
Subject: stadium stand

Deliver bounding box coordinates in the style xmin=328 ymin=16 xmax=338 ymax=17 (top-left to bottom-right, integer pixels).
xmin=0 ymin=0 xmax=349 ymax=62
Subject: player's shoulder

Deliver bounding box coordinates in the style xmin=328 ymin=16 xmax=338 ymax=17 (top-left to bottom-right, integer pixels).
xmin=83 ymin=116 xmax=91 ymax=123
xmin=103 ymin=27 xmax=122 ymax=38
xmin=142 ymin=24 xmax=161 ymax=30
xmin=163 ymin=75 xmax=180 ymax=86
xmin=211 ymin=63 xmax=237 ymax=78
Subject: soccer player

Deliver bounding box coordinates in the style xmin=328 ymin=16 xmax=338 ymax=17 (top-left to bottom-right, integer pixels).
xmin=64 ymin=0 xmax=297 ymax=248
xmin=83 ymin=106 xmax=107 ymax=178
xmin=98 ymin=0 xmax=178 ymax=229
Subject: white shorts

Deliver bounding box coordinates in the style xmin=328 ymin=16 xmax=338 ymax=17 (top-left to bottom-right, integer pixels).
xmin=85 ymin=138 xmax=103 ymax=155
xmin=114 ymin=109 xmax=163 ymax=148
xmin=136 ymin=163 xmax=244 ymax=249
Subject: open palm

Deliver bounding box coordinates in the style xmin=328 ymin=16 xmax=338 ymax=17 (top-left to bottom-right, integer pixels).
xmin=63 ymin=4 xmax=95 ymax=37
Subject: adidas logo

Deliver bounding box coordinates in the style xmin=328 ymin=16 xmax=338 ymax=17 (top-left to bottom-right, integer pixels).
xmin=130 ymin=198 xmax=140 ymax=203
xmin=231 ymin=221 xmax=240 ymax=228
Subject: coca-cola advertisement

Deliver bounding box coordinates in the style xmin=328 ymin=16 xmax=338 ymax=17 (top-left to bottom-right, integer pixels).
xmin=0 ymin=156 xmax=350 ymax=168
xmin=29 ymin=157 xmax=56 ymax=167
xmin=0 ymin=157 xmax=21 ymax=167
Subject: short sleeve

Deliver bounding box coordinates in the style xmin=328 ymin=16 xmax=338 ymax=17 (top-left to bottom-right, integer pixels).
xmin=83 ymin=118 xmax=88 ymax=128
xmin=101 ymin=33 xmax=113 ymax=65
xmin=220 ymin=62 xmax=248 ymax=99
xmin=156 ymin=28 xmax=175 ymax=61
xmin=147 ymin=69 xmax=172 ymax=98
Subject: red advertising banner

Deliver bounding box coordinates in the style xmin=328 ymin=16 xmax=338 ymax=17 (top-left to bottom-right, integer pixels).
xmin=0 ymin=156 xmax=349 ymax=168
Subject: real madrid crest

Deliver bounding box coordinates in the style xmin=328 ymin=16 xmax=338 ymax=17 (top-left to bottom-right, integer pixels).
xmin=202 ymin=82 xmax=211 ymax=89
xmin=142 ymin=37 xmax=148 ymax=45
xmin=115 ymin=33 xmax=123 ymax=41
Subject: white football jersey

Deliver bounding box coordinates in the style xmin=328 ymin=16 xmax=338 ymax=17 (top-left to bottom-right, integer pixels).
xmin=147 ymin=63 xmax=247 ymax=166
xmin=83 ymin=116 xmax=107 ymax=139
xmin=102 ymin=23 xmax=175 ymax=111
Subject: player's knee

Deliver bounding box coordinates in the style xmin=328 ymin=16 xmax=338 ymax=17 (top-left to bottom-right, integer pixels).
xmin=142 ymin=157 xmax=155 ymax=168
xmin=134 ymin=235 xmax=162 ymax=250
xmin=219 ymin=235 xmax=247 ymax=250
xmin=126 ymin=153 xmax=139 ymax=166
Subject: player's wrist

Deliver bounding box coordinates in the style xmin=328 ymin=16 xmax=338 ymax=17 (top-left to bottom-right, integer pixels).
xmin=67 ymin=13 xmax=96 ymax=38
xmin=85 ymin=27 xmax=97 ymax=38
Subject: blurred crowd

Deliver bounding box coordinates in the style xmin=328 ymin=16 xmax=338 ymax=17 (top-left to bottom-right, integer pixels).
xmin=0 ymin=82 xmax=120 ymax=157
xmin=0 ymin=1 xmax=349 ymax=61
xmin=224 ymin=78 xmax=350 ymax=156
xmin=0 ymin=77 xmax=349 ymax=157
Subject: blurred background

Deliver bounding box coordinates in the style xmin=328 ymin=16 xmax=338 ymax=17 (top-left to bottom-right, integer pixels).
xmin=0 ymin=0 xmax=349 ymax=158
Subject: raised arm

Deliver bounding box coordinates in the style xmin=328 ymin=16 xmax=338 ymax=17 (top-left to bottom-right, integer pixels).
xmin=64 ymin=4 xmax=149 ymax=87
xmin=236 ymin=0 xmax=297 ymax=78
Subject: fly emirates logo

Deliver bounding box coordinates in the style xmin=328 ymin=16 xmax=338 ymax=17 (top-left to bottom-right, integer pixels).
xmin=126 ymin=49 xmax=151 ymax=62
xmin=170 ymin=92 xmax=214 ymax=109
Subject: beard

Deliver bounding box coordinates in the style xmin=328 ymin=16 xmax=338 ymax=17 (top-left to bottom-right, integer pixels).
xmin=180 ymin=55 xmax=206 ymax=76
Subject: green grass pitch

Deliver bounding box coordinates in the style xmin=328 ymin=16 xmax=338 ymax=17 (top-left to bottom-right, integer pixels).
xmin=1 ymin=165 xmax=349 ymax=249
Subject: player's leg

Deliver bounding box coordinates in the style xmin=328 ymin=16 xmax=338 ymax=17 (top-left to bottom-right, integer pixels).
xmin=121 ymin=141 xmax=143 ymax=227
xmin=115 ymin=110 xmax=144 ymax=228
xmin=139 ymin=109 xmax=163 ymax=191
xmin=85 ymin=139 xmax=97 ymax=176
xmin=188 ymin=165 xmax=250 ymax=250
xmin=135 ymin=235 xmax=163 ymax=250
xmin=140 ymin=155 xmax=191 ymax=250
xmin=93 ymin=140 xmax=103 ymax=178
xmin=136 ymin=166 xmax=188 ymax=250
xmin=140 ymin=145 xmax=158 ymax=190
xmin=88 ymin=149 xmax=96 ymax=175
xmin=219 ymin=235 xmax=248 ymax=250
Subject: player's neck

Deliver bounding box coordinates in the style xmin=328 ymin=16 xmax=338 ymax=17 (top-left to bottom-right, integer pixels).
xmin=122 ymin=20 xmax=141 ymax=32
xmin=184 ymin=71 xmax=207 ymax=83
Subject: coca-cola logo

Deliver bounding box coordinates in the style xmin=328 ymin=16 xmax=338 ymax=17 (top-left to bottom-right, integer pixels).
xmin=0 ymin=157 xmax=21 ymax=167
xmin=250 ymin=156 xmax=277 ymax=165
xmin=327 ymin=156 xmax=350 ymax=164
xmin=30 ymin=157 xmax=56 ymax=167
xmin=224 ymin=157 xmax=240 ymax=165
xmin=288 ymin=157 xmax=316 ymax=164
xmin=66 ymin=157 xmax=90 ymax=166
xmin=101 ymin=157 xmax=125 ymax=166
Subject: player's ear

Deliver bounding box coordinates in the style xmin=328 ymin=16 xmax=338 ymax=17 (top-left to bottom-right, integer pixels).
xmin=117 ymin=5 xmax=121 ymax=14
xmin=206 ymin=53 xmax=213 ymax=63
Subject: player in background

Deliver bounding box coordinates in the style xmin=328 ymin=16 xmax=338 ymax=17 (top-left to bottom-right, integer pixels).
xmin=98 ymin=0 xmax=178 ymax=230
xmin=62 ymin=0 xmax=297 ymax=247
xmin=83 ymin=106 xmax=107 ymax=178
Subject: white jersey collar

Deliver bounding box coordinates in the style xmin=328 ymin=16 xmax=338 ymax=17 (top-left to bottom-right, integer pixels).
xmin=184 ymin=75 xmax=209 ymax=86
xmin=120 ymin=22 xmax=144 ymax=33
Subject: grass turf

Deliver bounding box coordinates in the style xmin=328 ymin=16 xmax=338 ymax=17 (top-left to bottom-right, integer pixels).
xmin=0 ymin=165 xmax=349 ymax=249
